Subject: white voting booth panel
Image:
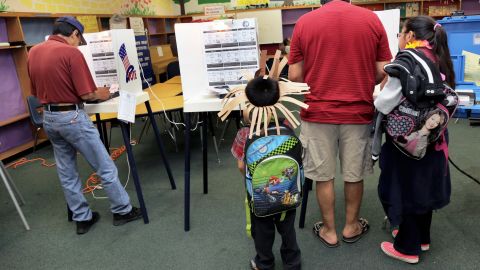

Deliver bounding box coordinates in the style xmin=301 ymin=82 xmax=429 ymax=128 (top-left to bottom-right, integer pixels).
xmin=373 ymin=9 xmax=400 ymax=96
xmin=176 ymin=19 xmax=260 ymax=113
xmin=80 ymin=29 xmax=149 ymax=115
xmin=375 ymin=9 xmax=400 ymax=58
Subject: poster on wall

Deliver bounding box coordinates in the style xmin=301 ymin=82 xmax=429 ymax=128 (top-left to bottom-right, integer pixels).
xmin=202 ymin=18 xmax=259 ymax=87
xmin=135 ymin=35 xmax=156 ymax=89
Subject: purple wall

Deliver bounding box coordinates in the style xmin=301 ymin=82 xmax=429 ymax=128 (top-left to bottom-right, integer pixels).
xmin=0 ymin=120 xmax=33 ymax=153
xmin=0 ymin=18 xmax=8 ymax=42
xmin=0 ymin=51 xmax=27 ymax=121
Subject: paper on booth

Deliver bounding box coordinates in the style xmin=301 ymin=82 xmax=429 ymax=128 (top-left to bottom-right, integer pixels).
xmin=117 ymin=91 xmax=136 ymax=123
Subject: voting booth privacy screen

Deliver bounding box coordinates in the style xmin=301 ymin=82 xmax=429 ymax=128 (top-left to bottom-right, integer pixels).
xmin=80 ymin=29 xmax=142 ymax=94
xmin=175 ymin=18 xmax=260 ymax=112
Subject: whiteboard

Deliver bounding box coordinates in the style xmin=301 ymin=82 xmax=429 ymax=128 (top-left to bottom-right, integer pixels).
xmin=236 ymin=9 xmax=283 ymax=44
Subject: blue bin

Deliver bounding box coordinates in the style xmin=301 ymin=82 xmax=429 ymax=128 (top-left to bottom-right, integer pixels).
xmin=438 ymin=16 xmax=480 ymax=85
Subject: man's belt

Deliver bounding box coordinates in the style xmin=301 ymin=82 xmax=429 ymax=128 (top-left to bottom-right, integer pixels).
xmin=43 ymin=103 xmax=84 ymax=112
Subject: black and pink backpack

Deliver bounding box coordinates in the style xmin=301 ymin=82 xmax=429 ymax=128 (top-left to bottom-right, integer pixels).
xmin=372 ymin=49 xmax=458 ymax=160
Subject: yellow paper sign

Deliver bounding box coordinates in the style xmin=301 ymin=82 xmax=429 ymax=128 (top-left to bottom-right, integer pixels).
xmin=462 ymin=50 xmax=480 ymax=87
xmin=76 ymin=16 xmax=99 ymax=33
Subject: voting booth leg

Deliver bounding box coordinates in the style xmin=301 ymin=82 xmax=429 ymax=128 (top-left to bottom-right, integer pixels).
xmin=120 ymin=122 xmax=149 ymax=224
xmin=0 ymin=161 xmax=30 ymax=231
xmin=201 ymin=112 xmax=208 ymax=194
xmin=101 ymin=122 xmax=110 ymax=154
xmin=184 ymin=113 xmax=191 ymax=231
xmin=207 ymin=113 xmax=220 ymax=163
xmin=144 ymin=101 xmax=176 ymax=190
xmin=95 ymin=114 xmax=108 ymax=151
xmin=299 ymin=178 xmax=313 ymax=229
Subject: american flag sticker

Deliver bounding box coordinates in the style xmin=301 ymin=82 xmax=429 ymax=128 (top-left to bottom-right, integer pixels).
xmin=119 ymin=43 xmax=137 ymax=83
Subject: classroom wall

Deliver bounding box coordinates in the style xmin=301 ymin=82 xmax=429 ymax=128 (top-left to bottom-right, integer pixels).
xmin=184 ymin=0 xmax=320 ymax=15
xmin=1 ymin=0 xmax=178 ymax=16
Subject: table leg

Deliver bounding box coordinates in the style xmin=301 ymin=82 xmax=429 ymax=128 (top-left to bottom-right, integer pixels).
xmin=120 ymin=122 xmax=149 ymax=224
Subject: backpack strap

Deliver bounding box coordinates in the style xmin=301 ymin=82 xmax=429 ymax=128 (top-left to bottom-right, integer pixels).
xmin=245 ymin=196 xmax=252 ymax=238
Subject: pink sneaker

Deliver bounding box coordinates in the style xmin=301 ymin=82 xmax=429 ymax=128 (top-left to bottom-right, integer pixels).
xmin=391 ymin=229 xmax=430 ymax=251
xmin=381 ymin=242 xmax=419 ymax=264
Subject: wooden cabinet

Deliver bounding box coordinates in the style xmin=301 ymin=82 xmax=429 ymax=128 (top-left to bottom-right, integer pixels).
xmin=144 ymin=16 xmax=181 ymax=46
xmin=0 ymin=14 xmax=47 ymax=160
xmin=352 ymin=0 xmax=463 ymax=19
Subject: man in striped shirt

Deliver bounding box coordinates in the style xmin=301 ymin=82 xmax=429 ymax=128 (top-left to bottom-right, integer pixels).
xmin=288 ymin=0 xmax=392 ymax=247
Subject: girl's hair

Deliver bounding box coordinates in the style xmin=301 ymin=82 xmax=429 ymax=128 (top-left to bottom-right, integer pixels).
xmin=419 ymin=109 xmax=446 ymax=142
xmin=404 ymin=16 xmax=456 ymax=88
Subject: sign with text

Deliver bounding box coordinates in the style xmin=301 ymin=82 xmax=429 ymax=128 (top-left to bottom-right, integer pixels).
xmin=204 ymin=5 xmax=225 ymax=16
xmin=135 ymin=35 xmax=156 ymax=89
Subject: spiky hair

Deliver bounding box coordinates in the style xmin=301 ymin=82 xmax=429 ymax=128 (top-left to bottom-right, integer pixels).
xmin=217 ymin=50 xmax=310 ymax=138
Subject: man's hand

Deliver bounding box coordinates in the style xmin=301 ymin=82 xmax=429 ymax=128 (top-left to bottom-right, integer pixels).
xmin=80 ymin=87 xmax=110 ymax=101
xmin=95 ymin=87 xmax=111 ymax=101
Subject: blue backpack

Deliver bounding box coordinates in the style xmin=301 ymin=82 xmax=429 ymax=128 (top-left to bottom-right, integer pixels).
xmin=244 ymin=124 xmax=304 ymax=217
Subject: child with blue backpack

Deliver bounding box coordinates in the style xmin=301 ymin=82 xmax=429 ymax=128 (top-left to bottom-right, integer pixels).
xmin=218 ymin=54 xmax=310 ymax=270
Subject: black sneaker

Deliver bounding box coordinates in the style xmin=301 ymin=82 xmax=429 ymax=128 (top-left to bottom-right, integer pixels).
xmin=113 ymin=207 xmax=143 ymax=226
xmin=76 ymin=212 xmax=100 ymax=235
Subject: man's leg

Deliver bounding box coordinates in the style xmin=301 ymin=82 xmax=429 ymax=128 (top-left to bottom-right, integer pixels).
xmin=343 ymin=181 xmax=363 ymax=237
xmin=64 ymin=111 xmax=132 ymax=215
xmin=316 ymin=180 xmax=337 ymax=244
xmin=339 ymin=124 xmax=370 ymax=238
xmin=43 ymin=112 xmax=92 ymax=221
xmin=300 ymin=121 xmax=339 ymax=245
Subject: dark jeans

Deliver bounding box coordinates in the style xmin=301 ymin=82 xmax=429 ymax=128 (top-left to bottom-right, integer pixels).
xmin=394 ymin=211 xmax=432 ymax=255
xmin=251 ymin=209 xmax=301 ymax=270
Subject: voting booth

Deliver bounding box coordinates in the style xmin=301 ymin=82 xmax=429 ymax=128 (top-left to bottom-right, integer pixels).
xmin=176 ymin=18 xmax=260 ymax=113
xmin=77 ymin=29 xmax=176 ymax=224
xmin=80 ymin=29 xmax=149 ymax=117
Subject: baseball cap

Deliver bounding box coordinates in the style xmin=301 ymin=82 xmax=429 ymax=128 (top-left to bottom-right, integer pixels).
xmin=56 ymin=16 xmax=87 ymax=45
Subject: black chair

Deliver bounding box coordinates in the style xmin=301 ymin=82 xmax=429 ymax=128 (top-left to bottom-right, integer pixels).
xmin=26 ymin=96 xmax=43 ymax=152
xmin=166 ymin=61 xmax=180 ymax=79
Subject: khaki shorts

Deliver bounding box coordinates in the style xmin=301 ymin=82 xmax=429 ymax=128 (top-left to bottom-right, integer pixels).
xmin=299 ymin=121 xmax=372 ymax=182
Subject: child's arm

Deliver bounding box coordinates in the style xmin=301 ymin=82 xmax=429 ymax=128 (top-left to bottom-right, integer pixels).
xmin=237 ymin=159 xmax=245 ymax=175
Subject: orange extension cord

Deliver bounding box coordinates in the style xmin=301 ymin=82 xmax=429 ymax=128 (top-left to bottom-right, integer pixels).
xmin=5 ymin=144 xmax=129 ymax=194
xmin=82 ymin=146 xmax=126 ymax=193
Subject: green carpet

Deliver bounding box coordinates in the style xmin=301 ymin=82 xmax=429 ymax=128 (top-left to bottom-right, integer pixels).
xmin=1 ymin=118 xmax=479 ymax=269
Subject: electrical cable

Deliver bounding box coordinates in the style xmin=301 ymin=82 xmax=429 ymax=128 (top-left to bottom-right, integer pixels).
xmin=138 ymin=62 xmax=202 ymax=131
xmin=448 ymin=156 xmax=480 ymax=185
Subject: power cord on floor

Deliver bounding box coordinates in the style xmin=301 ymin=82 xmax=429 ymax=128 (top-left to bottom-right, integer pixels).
xmin=5 ymin=157 xmax=55 ymax=169
xmin=449 ymin=156 xmax=480 ymax=185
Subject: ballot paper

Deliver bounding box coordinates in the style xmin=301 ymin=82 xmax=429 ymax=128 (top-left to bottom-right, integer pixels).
xmin=202 ymin=18 xmax=259 ymax=88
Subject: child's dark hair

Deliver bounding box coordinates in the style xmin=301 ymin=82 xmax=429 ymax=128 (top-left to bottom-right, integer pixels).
xmin=404 ymin=16 xmax=455 ymax=88
xmin=245 ymin=76 xmax=280 ymax=107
